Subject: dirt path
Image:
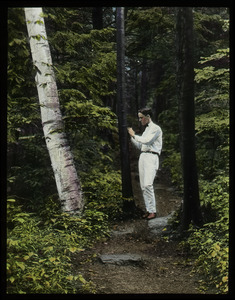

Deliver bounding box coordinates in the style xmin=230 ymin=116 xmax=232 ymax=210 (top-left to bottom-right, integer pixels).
xmin=73 ymin=222 xmax=200 ymax=294
xmin=72 ymin=155 xmax=214 ymax=294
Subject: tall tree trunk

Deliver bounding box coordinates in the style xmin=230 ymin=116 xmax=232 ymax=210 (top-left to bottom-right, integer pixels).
xmin=92 ymin=7 xmax=103 ymax=29
xmin=24 ymin=7 xmax=83 ymax=213
xmin=116 ymin=7 xmax=133 ymax=200
xmin=140 ymin=58 xmax=147 ymax=108
xmin=175 ymin=7 xmax=203 ymax=229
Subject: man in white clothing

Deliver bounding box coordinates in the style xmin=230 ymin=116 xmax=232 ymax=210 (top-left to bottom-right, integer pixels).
xmin=127 ymin=108 xmax=162 ymax=220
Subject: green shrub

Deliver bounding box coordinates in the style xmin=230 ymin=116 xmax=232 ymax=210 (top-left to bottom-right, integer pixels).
xmin=81 ymin=168 xmax=124 ymax=219
xmin=162 ymin=151 xmax=183 ymax=190
xmin=7 ymin=198 xmax=108 ymax=294
xmin=184 ymin=174 xmax=229 ymax=293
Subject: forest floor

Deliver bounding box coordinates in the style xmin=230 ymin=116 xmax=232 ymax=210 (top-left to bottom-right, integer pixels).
xmin=72 ymin=153 xmax=216 ymax=295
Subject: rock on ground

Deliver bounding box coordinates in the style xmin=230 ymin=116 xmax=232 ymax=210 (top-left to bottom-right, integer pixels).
xmin=148 ymin=212 xmax=175 ymax=235
xmin=99 ymin=253 xmax=143 ymax=266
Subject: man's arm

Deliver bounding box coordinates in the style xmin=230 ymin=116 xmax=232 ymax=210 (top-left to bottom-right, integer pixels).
xmin=127 ymin=127 xmax=141 ymax=150
xmin=130 ymin=136 xmax=142 ymax=150
xmin=134 ymin=128 xmax=161 ymax=145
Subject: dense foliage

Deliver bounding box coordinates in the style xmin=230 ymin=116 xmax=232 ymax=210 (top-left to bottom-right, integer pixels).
xmin=7 ymin=7 xmax=121 ymax=294
xmin=125 ymin=7 xmax=229 ymax=293
xmin=158 ymin=16 xmax=229 ymax=293
xmin=187 ymin=48 xmax=229 ymax=293
xmin=7 ymin=198 xmax=107 ymax=293
xmin=7 ymin=7 xmax=229 ymax=294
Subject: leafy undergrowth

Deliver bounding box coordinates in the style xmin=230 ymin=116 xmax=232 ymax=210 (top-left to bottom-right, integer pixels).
xmin=186 ymin=174 xmax=229 ymax=293
xmin=170 ymin=174 xmax=229 ymax=294
xmin=7 ymin=197 xmax=109 ymax=294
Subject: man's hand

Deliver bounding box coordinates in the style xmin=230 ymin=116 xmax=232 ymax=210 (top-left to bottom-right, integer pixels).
xmin=127 ymin=127 xmax=135 ymax=137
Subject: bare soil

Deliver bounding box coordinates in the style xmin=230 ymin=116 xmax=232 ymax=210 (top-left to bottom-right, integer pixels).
xmin=72 ymin=153 xmax=216 ymax=294
xmin=72 ymin=228 xmax=199 ymax=294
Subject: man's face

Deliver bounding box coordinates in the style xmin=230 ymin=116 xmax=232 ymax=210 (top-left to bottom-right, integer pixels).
xmin=138 ymin=113 xmax=149 ymax=126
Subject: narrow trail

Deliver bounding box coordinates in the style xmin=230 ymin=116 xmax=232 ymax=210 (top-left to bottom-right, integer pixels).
xmin=72 ymin=152 xmax=213 ymax=294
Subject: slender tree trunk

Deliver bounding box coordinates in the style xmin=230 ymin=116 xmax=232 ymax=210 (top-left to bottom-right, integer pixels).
xmin=92 ymin=7 xmax=103 ymax=29
xmin=116 ymin=7 xmax=133 ymax=200
xmin=175 ymin=7 xmax=203 ymax=229
xmin=24 ymin=7 xmax=83 ymax=213
xmin=135 ymin=67 xmax=139 ymax=115
xmin=140 ymin=58 xmax=147 ymax=108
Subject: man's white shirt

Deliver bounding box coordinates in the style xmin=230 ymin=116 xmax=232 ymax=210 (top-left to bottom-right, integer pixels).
xmin=131 ymin=121 xmax=162 ymax=154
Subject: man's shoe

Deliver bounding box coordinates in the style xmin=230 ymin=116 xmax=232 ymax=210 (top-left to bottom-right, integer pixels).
xmin=142 ymin=212 xmax=149 ymax=219
xmin=147 ymin=213 xmax=156 ymax=220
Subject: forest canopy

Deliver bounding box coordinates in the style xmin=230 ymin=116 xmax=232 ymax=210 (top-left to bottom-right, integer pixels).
xmin=7 ymin=7 xmax=229 ymax=294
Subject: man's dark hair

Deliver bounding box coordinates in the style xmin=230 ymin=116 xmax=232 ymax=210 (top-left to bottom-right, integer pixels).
xmin=138 ymin=107 xmax=153 ymax=118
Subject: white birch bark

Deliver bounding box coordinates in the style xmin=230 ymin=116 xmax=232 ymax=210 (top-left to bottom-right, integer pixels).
xmin=24 ymin=7 xmax=83 ymax=213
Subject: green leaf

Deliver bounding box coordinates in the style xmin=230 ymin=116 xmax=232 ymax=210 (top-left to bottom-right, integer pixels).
xmin=34 ymin=20 xmax=44 ymax=25
xmin=17 ymin=218 xmax=25 ymax=223
xmin=7 ymin=198 xmax=16 ymax=202
xmin=9 ymin=277 xmax=15 ymax=283
xmin=66 ymin=275 xmax=73 ymax=280
xmin=16 ymin=261 xmax=25 ymax=271
xmin=211 ymin=251 xmax=216 ymax=258
xmin=49 ymin=257 xmax=56 ymax=262
xmin=69 ymin=247 xmax=77 ymax=253
xmin=68 ymin=247 xmax=85 ymax=253
xmin=78 ymin=274 xmax=87 ymax=284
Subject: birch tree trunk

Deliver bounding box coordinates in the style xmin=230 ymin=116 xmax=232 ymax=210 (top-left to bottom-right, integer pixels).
xmin=24 ymin=7 xmax=83 ymax=213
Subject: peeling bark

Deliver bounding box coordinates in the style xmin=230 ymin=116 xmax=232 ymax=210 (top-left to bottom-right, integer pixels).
xmin=24 ymin=7 xmax=83 ymax=213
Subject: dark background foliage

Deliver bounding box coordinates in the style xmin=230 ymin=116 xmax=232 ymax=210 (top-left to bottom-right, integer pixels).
xmin=7 ymin=7 xmax=229 ymax=293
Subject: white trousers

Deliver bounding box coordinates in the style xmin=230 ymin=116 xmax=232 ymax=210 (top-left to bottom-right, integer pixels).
xmin=138 ymin=152 xmax=159 ymax=213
